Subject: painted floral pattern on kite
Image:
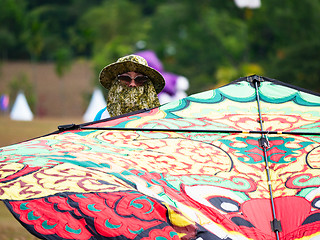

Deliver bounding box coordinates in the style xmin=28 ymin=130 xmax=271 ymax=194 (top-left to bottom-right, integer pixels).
xmin=1 ymin=76 xmax=320 ymax=239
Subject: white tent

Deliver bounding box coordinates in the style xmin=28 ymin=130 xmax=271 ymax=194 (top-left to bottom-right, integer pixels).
xmin=83 ymin=88 xmax=108 ymax=122
xmin=234 ymin=0 xmax=261 ymax=8
xmin=10 ymin=91 xmax=34 ymax=121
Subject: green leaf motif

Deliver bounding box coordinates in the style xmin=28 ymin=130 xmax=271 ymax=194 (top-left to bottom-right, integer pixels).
xmin=105 ymin=219 xmax=121 ymax=229
xmin=65 ymin=225 xmax=81 ymax=234
xmin=27 ymin=211 xmax=41 ymax=221
xmin=88 ymin=204 xmax=101 ymax=212
xmin=42 ymin=220 xmax=57 ymax=230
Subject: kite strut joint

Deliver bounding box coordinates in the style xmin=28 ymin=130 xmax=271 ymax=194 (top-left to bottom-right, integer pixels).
xmin=271 ymin=219 xmax=282 ymax=233
xmin=58 ymin=123 xmax=79 ymax=131
xmin=247 ymin=74 xmax=264 ymax=87
xmin=259 ymin=136 xmax=270 ymax=148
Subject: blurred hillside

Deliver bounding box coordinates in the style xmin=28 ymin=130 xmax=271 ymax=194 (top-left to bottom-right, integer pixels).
xmin=1 ymin=0 xmax=320 ymax=117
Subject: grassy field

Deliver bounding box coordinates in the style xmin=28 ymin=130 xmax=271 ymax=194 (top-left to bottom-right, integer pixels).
xmin=0 ymin=116 xmax=83 ymax=239
xmin=0 ymin=202 xmax=39 ymax=240
xmin=0 ymin=116 xmax=83 ymax=147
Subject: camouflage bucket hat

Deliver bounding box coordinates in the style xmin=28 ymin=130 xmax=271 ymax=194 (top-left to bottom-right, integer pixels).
xmin=99 ymin=55 xmax=165 ymax=94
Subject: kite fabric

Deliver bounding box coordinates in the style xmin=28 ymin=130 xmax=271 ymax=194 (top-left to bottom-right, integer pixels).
xmin=1 ymin=75 xmax=320 ymax=240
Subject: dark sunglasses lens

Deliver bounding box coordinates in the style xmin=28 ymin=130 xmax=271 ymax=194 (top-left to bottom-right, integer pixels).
xmin=118 ymin=75 xmax=131 ymax=82
xmin=135 ymin=76 xmax=149 ymax=84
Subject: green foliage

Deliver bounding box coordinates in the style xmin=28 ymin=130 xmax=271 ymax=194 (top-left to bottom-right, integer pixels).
xmin=270 ymin=40 xmax=320 ymax=92
xmin=0 ymin=0 xmax=28 ymax=58
xmin=79 ymin=0 xmax=150 ymax=80
xmin=247 ymin=0 xmax=320 ymax=92
xmin=21 ymin=8 xmax=48 ymax=60
xmin=146 ymin=2 xmax=249 ymax=91
xmin=0 ymin=0 xmax=320 ymax=93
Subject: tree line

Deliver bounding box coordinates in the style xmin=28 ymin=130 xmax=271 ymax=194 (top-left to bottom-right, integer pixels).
xmin=1 ymin=0 xmax=320 ymax=94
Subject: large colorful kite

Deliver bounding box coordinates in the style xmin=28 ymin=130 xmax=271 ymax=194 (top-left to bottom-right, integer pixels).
xmin=1 ymin=75 xmax=320 ymax=240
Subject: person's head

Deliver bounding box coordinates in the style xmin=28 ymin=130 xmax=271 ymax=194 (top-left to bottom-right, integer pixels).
xmin=99 ymin=55 xmax=165 ymax=117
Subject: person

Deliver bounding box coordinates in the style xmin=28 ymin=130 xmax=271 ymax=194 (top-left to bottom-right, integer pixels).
xmin=94 ymin=54 xmax=165 ymax=120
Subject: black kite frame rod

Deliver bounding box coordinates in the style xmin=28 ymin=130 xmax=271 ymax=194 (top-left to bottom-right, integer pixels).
xmin=77 ymin=126 xmax=319 ymax=136
xmin=253 ymin=77 xmax=281 ymax=240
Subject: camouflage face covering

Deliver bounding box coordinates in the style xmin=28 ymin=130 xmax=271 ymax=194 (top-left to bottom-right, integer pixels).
xmin=107 ymin=79 xmax=160 ymax=117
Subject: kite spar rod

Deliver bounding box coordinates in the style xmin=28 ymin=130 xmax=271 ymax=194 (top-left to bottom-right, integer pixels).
xmin=78 ymin=126 xmax=320 ymax=136
xmin=252 ymin=77 xmax=281 ymax=240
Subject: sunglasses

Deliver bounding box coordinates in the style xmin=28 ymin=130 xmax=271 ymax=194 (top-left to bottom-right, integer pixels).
xmin=117 ymin=74 xmax=149 ymax=86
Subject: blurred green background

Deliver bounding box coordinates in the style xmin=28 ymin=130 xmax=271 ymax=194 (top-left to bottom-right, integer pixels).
xmin=1 ymin=0 xmax=319 ymax=96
